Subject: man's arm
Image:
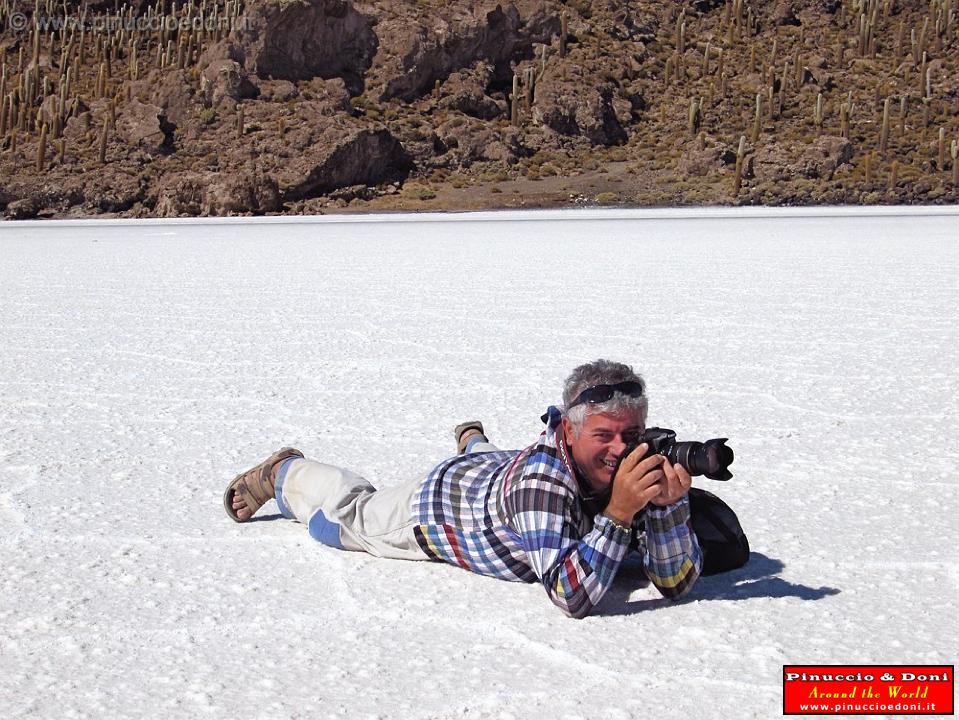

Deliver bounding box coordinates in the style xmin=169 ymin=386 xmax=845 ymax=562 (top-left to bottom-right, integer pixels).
xmin=615 ymin=450 xmax=703 ymax=599
xmin=508 ymin=480 xmax=632 ymax=619
xmin=643 ymin=496 xmax=702 ymax=599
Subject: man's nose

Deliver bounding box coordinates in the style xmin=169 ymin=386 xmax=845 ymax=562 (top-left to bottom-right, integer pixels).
xmin=610 ymin=438 xmax=627 ymax=456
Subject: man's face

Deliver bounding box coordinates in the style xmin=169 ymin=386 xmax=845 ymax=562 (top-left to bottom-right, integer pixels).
xmin=563 ymin=409 xmax=646 ymax=493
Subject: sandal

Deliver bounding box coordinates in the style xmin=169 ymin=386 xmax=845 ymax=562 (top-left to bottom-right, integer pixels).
xmin=453 ymin=421 xmax=486 ymax=454
xmin=223 ymin=447 xmax=304 ymax=522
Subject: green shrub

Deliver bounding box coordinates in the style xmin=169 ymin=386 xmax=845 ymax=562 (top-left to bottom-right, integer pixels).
xmin=403 ymin=184 xmax=437 ymax=200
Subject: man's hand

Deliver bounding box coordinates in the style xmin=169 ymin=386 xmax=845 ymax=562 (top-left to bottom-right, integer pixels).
xmin=649 ymin=456 xmax=693 ymax=508
xmin=604 ymin=444 xmax=692 ymax=524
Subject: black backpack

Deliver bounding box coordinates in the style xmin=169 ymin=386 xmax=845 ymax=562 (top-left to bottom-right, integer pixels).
xmin=688 ymin=487 xmax=750 ymax=576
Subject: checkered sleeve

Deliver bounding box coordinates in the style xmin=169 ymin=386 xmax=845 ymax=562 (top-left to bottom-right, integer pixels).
xmin=508 ymin=476 xmax=632 ymax=619
xmin=643 ymin=495 xmax=702 ymax=600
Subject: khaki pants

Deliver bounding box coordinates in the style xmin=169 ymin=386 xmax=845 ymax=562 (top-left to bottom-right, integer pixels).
xmin=274 ymin=442 xmax=499 ymax=560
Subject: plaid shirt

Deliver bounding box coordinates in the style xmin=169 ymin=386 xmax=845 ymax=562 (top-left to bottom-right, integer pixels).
xmin=413 ymin=407 xmax=702 ymax=618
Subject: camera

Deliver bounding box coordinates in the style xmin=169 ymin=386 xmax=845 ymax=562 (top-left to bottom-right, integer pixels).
xmin=614 ymin=427 xmax=734 ymax=481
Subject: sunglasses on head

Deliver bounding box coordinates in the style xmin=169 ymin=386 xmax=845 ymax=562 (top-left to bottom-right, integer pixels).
xmin=566 ymin=380 xmax=645 ymax=410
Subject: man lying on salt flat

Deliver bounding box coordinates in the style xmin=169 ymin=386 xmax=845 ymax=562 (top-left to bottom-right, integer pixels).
xmin=224 ymin=359 xmax=748 ymax=618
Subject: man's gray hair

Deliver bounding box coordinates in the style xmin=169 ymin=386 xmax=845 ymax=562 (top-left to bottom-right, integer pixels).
xmin=562 ymin=359 xmax=647 ymax=436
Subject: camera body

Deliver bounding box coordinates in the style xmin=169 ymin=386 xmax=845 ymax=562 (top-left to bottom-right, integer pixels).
xmin=618 ymin=427 xmax=734 ymax=481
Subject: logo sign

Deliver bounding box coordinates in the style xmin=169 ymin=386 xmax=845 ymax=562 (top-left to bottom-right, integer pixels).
xmin=783 ymin=665 xmax=954 ymax=715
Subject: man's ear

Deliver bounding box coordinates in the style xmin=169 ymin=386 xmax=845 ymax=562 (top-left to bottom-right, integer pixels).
xmin=561 ymin=416 xmax=575 ymax=443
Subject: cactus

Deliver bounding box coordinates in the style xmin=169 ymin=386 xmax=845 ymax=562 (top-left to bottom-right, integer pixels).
xmin=687 ymin=96 xmax=701 ymax=135
xmin=887 ymin=160 xmax=898 ymax=192
xmin=841 ymin=92 xmax=853 ymax=140
xmin=938 ymin=127 xmax=947 ymax=168
xmin=814 ymin=93 xmax=824 ymax=135
xmin=36 ymin=121 xmax=47 ymax=171
xmin=951 ymin=139 xmax=959 ymax=184
xmin=919 ymin=51 xmax=928 ymax=97
xmin=733 ymin=135 xmax=746 ymax=195
xmin=879 ymin=97 xmax=891 ymax=155
xmin=510 ymin=72 xmax=519 ymax=126
xmin=899 ymin=96 xmax=908 ymax=136
xmin=752 ymin=92 xmax=762 ymax=142
xmin=559 ymin=10 xmax=568 ymax=58
xmin=98 ymin=118 xmax=107 ymax=163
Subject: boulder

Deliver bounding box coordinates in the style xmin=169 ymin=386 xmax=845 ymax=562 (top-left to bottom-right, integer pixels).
xmin=85 ymin=169 xmax=145 ymax=213
xmin=256 ymin=79 xmax=299 ymax=102
xmin=4 ymin=197 xmax=40 ymax=220
xmin=132 ymin=69 xmax=200 ymax=127
xmin=115 ymin=100 xmax=173 ymax=153
xmin=370 ymin=2 xmax=523 ymax=101
xmin=228 ymin=0 xmax=376 ymax=94
xmin=268 ymin=123 xmax=412 ymax=200
xmin=205 ymin=173 xmax=283 ymax=214
xmin=532 ymin=63 xmax=627 ymax=146
xmin=678 ymin=137 xmax=737 ymax=177
xmin=438 ymin=61 xmax=502 ymax=120
xmin=154 ymin=174 xmax=209 ymax=217
xmin=436 ymin=121 xmax=527 ymax=167
xmin=224 ymin=101 xmax=410 ymax=199
xmin=200 ymin=58 xmax=260 ymax=108
xmin=753 ymin=136 xmax=852 ymax=182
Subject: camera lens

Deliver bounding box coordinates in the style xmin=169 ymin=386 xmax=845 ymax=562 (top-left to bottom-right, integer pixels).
xmin=667 ymin=439 xmax=734 ymax=480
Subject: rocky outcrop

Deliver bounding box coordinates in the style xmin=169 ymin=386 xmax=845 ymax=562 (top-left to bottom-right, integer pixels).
xmin=262 ymin=121 xmax=412 ymax=200
xmin=200 ymin=56 xmax=260 ymax=109
xmin=115 ymin=100 xmax=174 ymax=153
xmin=84 ymin=169 xmax=146 ymax=213
xmin=437 ymin=61 xmax=503 ymax=120
xmin=206 ymin=172 xmax=283 ymax=214
xmin=435 ymin=120 xmax=528 ymax=167
xmin=153 ymin=171 xmax=282 ymax=217
xmin=133 ymin=69 xmax=202 ymax=127
xmin=678 ymin=137 xmax=738 ymax=177
xmin=753 ymin=136 xmax=852 ymax=182
xmin=229 ymin=0 xmax=376 ymax=94
xmin=154 ymin=174 xmax=209 ymax=217
xmin=369 ymin=2 xmax=524 ymax=101
xmin=532 ymin=62 xmax=627 ymax=145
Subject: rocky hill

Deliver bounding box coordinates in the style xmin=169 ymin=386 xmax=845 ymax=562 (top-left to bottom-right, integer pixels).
xmin=1 ymin=0 xmax=958 ymax=218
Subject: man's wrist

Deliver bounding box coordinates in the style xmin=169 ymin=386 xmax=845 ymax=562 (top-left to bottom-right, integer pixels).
xmin=601 ymin=509 xmax=634 ymax=532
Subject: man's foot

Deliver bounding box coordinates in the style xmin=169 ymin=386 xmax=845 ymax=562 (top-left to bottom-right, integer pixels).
xmin=223 ymin=447 xmax=304 ymax=523
xmin=232 ymin=493 xmax=253 ymax=522
xmin=453 ymin=421 xmax=487 ymax=454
